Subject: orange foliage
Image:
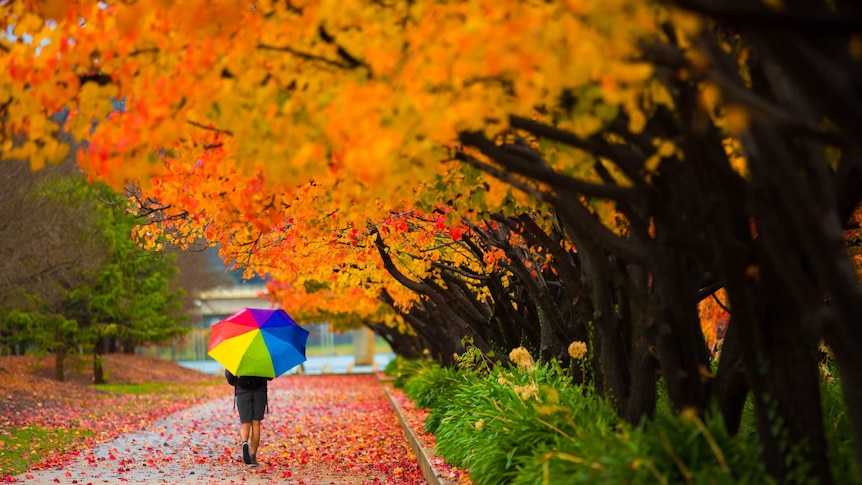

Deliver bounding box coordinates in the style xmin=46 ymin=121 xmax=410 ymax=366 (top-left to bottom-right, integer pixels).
xmin=4 ymin=1 xmax=661 ymax=198
xmin=1 ymin=1 xmax=741 ymax=329
xmin=848 ymin=204 xmax=862 ymax=283
xmin=698 ymin=288 xmax=730 ymax=354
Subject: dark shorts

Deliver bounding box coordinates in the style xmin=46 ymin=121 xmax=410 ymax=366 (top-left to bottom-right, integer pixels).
xmin=236 ymin=390 xmax=267 ymax=423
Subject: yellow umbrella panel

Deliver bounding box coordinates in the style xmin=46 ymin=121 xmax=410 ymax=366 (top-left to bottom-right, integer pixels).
xmin=207 ymin=308 xmax=309 ymax=378
xmin=208 ymin=329 xmax=276 ymax=377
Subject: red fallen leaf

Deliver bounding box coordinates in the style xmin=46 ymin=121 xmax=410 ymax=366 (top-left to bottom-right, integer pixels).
xmin=6 ymin=357 xmax=427 ymax=484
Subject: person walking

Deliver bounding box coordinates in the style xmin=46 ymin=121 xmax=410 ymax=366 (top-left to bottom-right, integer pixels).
xmin=224 ymin=369 xmax=271 ymax=467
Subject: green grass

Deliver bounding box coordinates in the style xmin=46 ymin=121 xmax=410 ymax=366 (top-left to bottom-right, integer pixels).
xmin=94 ymin=381 xmax=219 ymax=395
xmin=95 ymin=382 xmax=179 ymax=394
xmin=0 ymin=426 xmax=94 ymax=477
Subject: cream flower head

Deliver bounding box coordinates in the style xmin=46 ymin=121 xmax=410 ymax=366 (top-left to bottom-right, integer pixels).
xmin=513 ymin=383 xmax=539 ymax=401
xmin=509 ymin=347 xmax=535 ymax=369
xmin=568 ymin=341 xmax=587 ymax=360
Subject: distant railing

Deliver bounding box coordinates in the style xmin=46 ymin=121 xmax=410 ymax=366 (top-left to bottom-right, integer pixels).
xmin=195 ymin=284 xmax=272 ymax=318
xmin=197 ymin=284 xmax=269 ymax=299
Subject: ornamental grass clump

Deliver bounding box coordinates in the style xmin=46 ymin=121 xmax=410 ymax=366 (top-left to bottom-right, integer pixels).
xmin=402 ymin=363 xmax=463 ymax=434
xmin=509 ymin=392 xmax=770 ymax=485
xmin=394 ymin=352 xmax=828 ymax=484
xmin=384 ymin=355 xmax=434 ymax=388
xmin=426 ymin=348 xmax=626 ymax=485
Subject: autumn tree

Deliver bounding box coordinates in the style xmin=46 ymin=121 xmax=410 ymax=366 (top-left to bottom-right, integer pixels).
xmin=447 ymin=5 xmax=862 ymax=481
xmin=3 ymin=0 xmax=862 ymax=481
xmin=677 ymin=2 xmax=862 ymax=478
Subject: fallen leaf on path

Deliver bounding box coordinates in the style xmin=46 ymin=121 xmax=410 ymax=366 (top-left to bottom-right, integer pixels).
xmin=2 ymin=356 xmax=426 ymax=484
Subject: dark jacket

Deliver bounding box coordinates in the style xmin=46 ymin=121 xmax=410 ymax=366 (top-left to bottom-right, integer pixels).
xmin=224 ymin=369 xmax=270 ymax=394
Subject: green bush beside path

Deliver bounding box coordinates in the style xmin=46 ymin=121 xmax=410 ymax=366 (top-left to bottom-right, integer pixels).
xmin=386 ymin=354 xmax=859 ymax=485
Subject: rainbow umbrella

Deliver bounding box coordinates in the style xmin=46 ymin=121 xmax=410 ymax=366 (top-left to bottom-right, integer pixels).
xmin=207 ymin=308 xmax=309 ymax=378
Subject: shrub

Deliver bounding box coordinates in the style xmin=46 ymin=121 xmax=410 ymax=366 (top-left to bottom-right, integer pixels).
xmin=394 ymin=352 xmax=858 ymax=485
xmin=402 ymin=364 xmax=463 ymax=433
xmin=383 ymin=355 xmax=432 ymax=388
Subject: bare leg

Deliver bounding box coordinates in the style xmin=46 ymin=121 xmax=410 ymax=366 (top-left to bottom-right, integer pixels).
xmin=250 ymin=420 xmax=262 ymax=454
xmin=240 ymin=422 xmax=251 ymax=443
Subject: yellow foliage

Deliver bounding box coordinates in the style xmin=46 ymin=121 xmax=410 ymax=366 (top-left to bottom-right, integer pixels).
xmin=698 ymin=82 xmax=721 ymax=115
xmin=722 ymin=104 xmax=750 ymax=135
xmin=0 ymin=0 xmax=763 ymax=331
xmin=667 ymin=7 xmax=703 ymax=47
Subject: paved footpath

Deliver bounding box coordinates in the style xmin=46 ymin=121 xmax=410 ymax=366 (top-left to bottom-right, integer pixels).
xmin=14 ymin=375 xmax=426 ymax=484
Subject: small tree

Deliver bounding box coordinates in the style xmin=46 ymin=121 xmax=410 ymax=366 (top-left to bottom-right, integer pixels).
xmin=0 ymin=164 xmax=189 ymax=382
xmin=64 ymin=182 xmax=189 ymax=384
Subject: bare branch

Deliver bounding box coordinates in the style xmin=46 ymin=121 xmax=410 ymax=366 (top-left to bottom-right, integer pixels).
xmin=459 ymin=130 xmax=637 ymax=202
xmin=186 ymin=120 xmax=234 ymax=136
xmin=258 ymin=43 xmax=357 ymax=70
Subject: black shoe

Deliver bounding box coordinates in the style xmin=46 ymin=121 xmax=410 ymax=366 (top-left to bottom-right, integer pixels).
xmin=248 ymin=453 xmax=259 ymax=468
xmin=242 ymin=441 xmax=251 ymax=464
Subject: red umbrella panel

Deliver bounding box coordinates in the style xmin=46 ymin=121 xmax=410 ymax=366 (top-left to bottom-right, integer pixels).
xmin=208 ymin=308 xmax=309 ymax=378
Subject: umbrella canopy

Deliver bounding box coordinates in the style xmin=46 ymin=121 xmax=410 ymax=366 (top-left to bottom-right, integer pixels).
xmin=207 ymin=308 xmax=309 ymax=378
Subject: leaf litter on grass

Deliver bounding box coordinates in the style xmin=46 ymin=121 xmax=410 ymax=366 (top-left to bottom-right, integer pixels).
xmin=0 ymin=354 xmax=224 ymax=478
xmin=1 ymin=356 xmax=425 ymax=484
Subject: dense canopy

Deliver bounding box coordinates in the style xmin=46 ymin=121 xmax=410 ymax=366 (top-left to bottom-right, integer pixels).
xmin=3 ymin=1 xmax=862 ymax=483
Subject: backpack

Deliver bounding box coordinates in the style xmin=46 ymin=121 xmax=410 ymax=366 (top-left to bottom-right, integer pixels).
xmin=224 ymin=370 xmax=267 ymax=390
xmin=236 ymin=375 xmax=267 ymax=390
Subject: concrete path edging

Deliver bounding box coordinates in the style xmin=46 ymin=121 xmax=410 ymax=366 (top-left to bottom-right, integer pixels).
xmin=382 ymin=385 xmax=456 ymax=485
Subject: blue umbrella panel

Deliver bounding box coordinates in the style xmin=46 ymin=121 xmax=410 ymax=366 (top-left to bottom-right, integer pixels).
xmin=208 ymin=308 xmax=310 ymax=378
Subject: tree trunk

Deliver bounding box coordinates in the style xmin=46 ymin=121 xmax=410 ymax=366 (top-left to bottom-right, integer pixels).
xmin=122 ymin=339 xmax=136 ymax=354
xmin=54 ymin=317 xmax=66 ymax=382
xmin=93 ymin=337 xmax=106 ymax=385
xmin=54 ymin=344 xmax=66 ymax=382
xmin=378 ymin=289 xmax=464 ymax=365
xmin=621 ymin=264 xmax=658 ymax=424
xmin=742 ymin=270 xmax=831 ymax=484
xmin=54 ymin=346 xmax=66 ymax=382
xmin=591 ymin=276 xmax=630 ymax=418
xmin=712 ymin=316 xmax=749 ymax=436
